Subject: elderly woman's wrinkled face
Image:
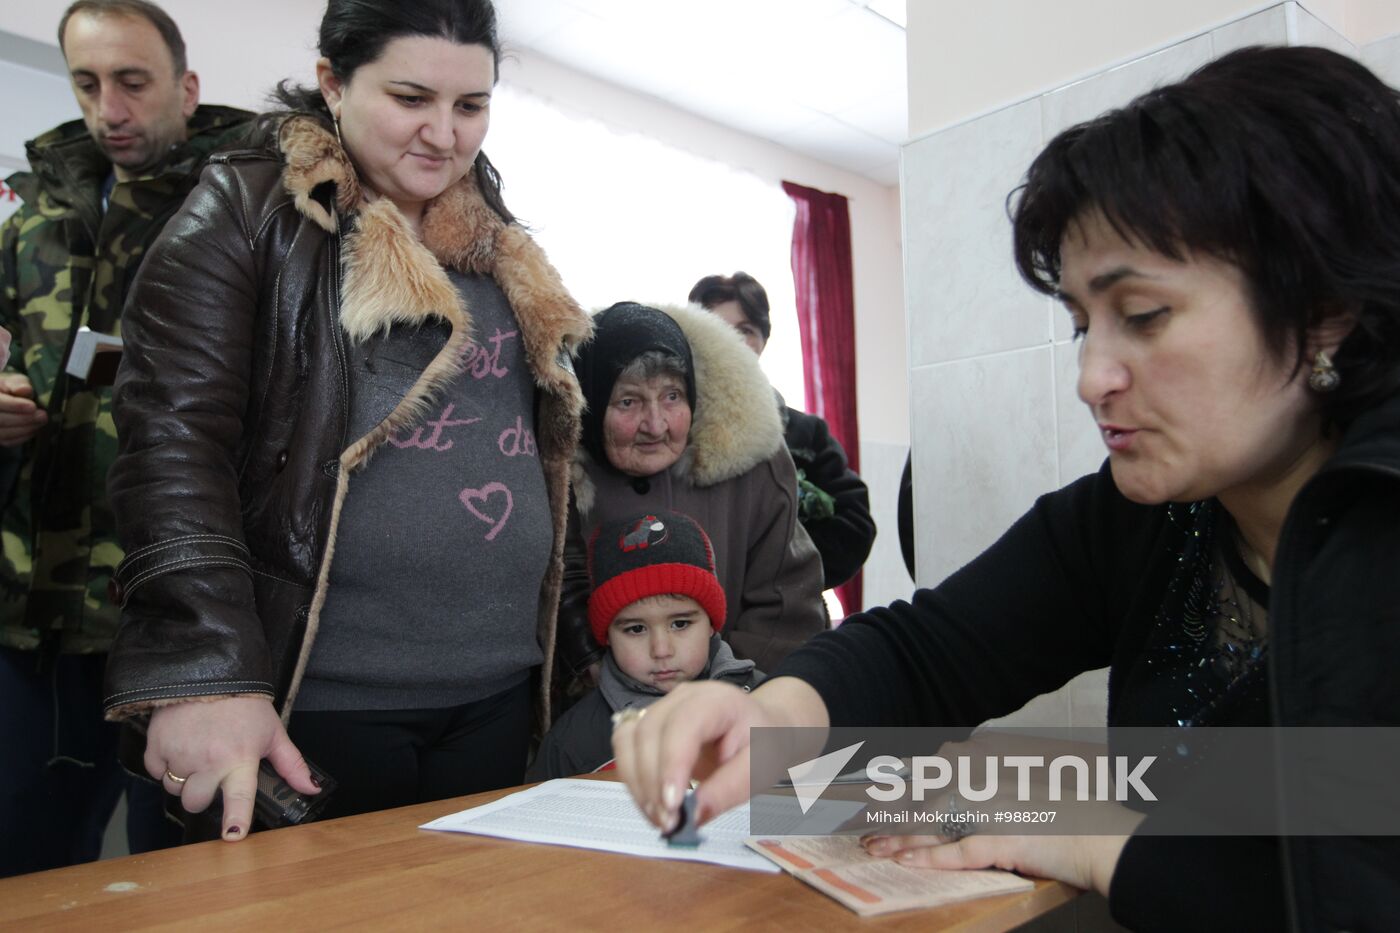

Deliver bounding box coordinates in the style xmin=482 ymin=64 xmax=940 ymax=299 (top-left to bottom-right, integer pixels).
xmin=603 ymin=374 xmax=692 ymax=477
xmin=1061 ymin=211 xmax=1329 ymax=508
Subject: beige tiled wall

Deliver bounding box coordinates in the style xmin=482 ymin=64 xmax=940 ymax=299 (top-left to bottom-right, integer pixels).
xmin=911 ymin=347 xmax=1057 ymax=588
xmin=900 ymin=2 xmax=1390 ymax=730
xmin=1289 ymin=2 xmax=1358 ymax=53
xmin=1212 ymin=3 xmax=1289 ymax=50
xmin=904 ymin=99 xmax=1052 ymax=370
xmin=1362 ymin=30 xmax=1400 ymax=84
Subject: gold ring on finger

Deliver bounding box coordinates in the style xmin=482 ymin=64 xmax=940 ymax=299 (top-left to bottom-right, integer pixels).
xmin=164 ymin=769 xmax=188 ymax=785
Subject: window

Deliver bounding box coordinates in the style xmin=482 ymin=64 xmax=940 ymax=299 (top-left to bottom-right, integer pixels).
xmin=487 ymin=84 xmax=806 ymax=408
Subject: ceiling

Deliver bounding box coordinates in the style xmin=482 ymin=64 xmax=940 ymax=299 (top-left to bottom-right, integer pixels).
xmin=495 ymin=0 xmax=907 ymax=187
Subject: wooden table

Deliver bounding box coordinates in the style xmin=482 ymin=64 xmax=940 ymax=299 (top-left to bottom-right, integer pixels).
xmin=0 ymin=776 xmax=1078 ymax=931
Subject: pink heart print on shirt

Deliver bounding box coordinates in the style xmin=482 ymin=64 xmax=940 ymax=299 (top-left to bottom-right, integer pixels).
xmin=459 ymin=482 xmax=514 ymax=541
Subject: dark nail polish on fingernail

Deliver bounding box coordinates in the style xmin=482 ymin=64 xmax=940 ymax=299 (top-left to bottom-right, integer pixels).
xmin=310 ymin=775 xmax=322 ymax=788
xmin=226 ymin=826 xmax=241 ymax=837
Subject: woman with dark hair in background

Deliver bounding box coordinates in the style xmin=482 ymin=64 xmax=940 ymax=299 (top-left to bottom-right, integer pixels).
xmin=617 ymin=46 xmax=1400 ymax=930
xmin=689 ymin=272 xmax=876 ymax=593
xmin=101 ymin=0 xmax=590 ymax=837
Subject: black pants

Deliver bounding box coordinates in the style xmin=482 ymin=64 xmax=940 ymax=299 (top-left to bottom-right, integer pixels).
xmin=287 ymin=679 xmax=532 ymax=821
xmin=0 ymin=647 xmax=181 ymax=877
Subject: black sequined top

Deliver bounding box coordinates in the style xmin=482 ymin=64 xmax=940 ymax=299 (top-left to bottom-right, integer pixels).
xmin=1119 ymin=500 xmax=1272 ymax=730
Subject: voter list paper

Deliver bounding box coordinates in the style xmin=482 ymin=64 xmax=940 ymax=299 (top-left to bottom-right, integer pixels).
xmin=420 ymin=778 xmax=863 ymax=872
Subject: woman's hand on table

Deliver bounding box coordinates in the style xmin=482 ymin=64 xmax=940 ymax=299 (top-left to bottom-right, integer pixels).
xmin=146 ymin=695 xmax=320 ymax=841
xmin=611 ymin=676 xmax=829 ymax=832
xmin=862 ymin=809 xmax=1144 ymax=897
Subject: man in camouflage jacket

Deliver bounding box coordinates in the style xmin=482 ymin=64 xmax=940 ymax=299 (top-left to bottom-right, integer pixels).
xmin=0 ymin=0 xmax=251 ymax=876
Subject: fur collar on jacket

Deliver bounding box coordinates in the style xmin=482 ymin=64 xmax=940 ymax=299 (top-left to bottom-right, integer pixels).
xmin=275 ymin=115 xmax=590 ymax=719
xmin=571 ymin=302 xmax=784 ymax=515
xmin=277 ymin=115 xmax=590 ymax=470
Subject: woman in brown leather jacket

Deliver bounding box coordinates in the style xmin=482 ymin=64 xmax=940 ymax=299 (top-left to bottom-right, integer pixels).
xmin=102 ymin=0 xmax=589 ymax=838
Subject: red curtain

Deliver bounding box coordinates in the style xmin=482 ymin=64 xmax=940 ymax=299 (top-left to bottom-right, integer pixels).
xmin=782 ymin=181 xmax=861 ymax=616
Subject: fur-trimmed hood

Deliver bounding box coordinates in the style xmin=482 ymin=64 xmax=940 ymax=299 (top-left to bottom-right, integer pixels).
xmin=572 ymin=302 xmax=783 ymax=515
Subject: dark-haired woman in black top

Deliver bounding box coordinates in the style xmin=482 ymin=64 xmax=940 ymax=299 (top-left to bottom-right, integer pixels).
xmin=616 ymin=46 xmax=1400 ymax=931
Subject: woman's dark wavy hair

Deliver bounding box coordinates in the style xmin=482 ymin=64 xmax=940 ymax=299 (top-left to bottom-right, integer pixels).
xmin=270 ymin=0 xmax=514 ymax=223
xmin=688 ymin=272 xmax=772 ymax=340
xmin=1011 ymin=45 xmax=1400 ymax=429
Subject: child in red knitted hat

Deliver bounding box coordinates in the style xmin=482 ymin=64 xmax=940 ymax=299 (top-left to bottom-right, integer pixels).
xmin=526 ymin=510 xmax=764 ymax=780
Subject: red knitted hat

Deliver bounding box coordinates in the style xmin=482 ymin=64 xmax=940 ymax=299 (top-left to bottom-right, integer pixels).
xmin=587 ymin=510 xmax=727 ymax=645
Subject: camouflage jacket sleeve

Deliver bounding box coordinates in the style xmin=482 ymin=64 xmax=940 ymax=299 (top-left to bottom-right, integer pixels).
xmin=1 ymin=209 xmax=21 ymax=368
xmin=104 ymin=162 xmax=272 ymax=717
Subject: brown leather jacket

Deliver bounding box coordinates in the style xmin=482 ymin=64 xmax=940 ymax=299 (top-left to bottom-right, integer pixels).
xmin=102 ymin=117 xmax=590 ymax=723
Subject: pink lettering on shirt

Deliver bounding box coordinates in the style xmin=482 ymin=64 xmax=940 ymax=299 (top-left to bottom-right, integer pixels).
xmin=497 ymin=416 xmax=538 ymax=457
xmin=387 ymin=403 xmax=481 ymax=451
xmin=459 ymin=328 xmax=518 ymax=380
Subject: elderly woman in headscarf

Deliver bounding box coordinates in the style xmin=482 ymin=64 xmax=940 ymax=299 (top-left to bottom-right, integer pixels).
xmin=555 ymin=302 xmax=827 ymax=682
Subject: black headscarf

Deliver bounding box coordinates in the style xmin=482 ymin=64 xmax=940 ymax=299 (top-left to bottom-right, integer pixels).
xmin=577 ymin=302 xmax=698 ymax=470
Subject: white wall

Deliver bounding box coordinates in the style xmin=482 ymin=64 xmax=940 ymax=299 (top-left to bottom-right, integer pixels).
xmin=907 ymin=0 xmax=1400 ymax=138
xmin=0 ymin=57 xmax=76 ymax=221
xmin=0 ymin=31 xmax=76 ymax=219
xmin=901 ymin=1 xmax=1392 ymax=729
xmin=0 ymin=59 xmax=75 ymax=159
xmin=1363 ymin=30 xmax=1400 ymax=86
xmin=1312 ymin=0 xmax=1400 ymax=43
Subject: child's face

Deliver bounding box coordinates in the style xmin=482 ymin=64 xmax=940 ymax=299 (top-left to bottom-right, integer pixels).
xmin=608 ymin=594 xmax=711 ymax=692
